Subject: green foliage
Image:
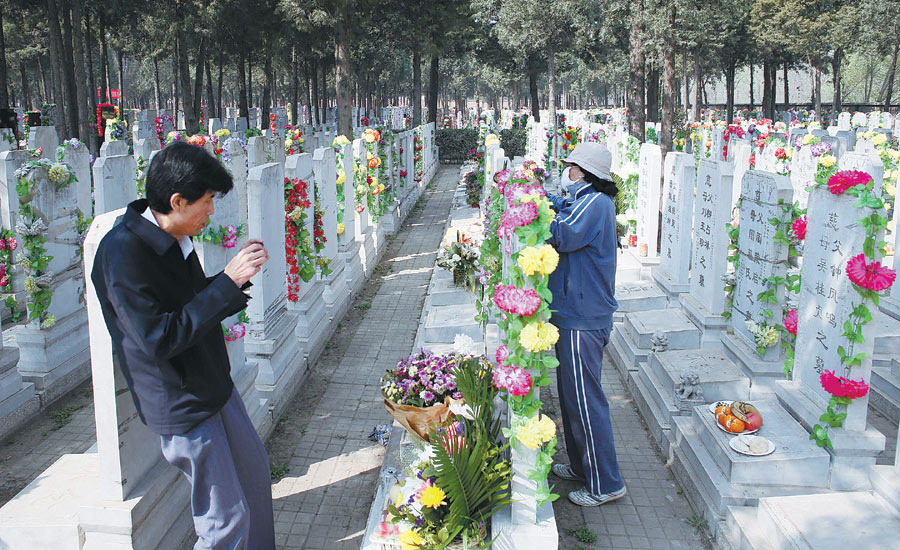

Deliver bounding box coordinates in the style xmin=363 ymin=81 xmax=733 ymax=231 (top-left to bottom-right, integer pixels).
xmin=499 ymin=128 xmax=527 ymax=158
xmin=436 ymin=129 xmax=478 ymax=163
xmin=269 ymin=463 xmax=289 ymax=481
xmin=568 ymin=526 xmax=598 ymax=544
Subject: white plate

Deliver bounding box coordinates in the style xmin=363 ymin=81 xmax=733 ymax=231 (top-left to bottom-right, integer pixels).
xmin=730 ymin=435 xmax=776 ymax=456
xmin=708 ymin=401 xmax=761 ymax=435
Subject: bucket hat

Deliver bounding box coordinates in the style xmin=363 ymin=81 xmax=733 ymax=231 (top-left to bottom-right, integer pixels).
xmin=563 ymin=142 xmax=612 ymax=182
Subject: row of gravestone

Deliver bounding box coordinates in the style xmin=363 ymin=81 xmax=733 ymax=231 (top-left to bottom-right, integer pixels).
xmin=596 ymin=147 xmax=900 ymax=544
xmin=0 ymin=122 xmax=440 ymax=547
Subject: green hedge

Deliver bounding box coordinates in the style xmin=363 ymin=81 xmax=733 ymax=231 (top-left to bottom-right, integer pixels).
xmin=435 ymin=127 xmax=528 ymax=163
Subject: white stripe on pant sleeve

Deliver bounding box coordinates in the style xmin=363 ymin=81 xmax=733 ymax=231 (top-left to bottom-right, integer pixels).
xmin=576 ymin=330 xmax=602 ymax=493
xmin=571 ymin=330 xmax=594 ymax=490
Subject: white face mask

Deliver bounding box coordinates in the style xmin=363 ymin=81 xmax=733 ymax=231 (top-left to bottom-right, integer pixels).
xmin=561 ymin=166 xmax=574 ymax=183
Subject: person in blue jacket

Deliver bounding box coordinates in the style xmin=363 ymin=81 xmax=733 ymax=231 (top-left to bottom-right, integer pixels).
xmin=546 ymin=142 xmax=626 ymax=507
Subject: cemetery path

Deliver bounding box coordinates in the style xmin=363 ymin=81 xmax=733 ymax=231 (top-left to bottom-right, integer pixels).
xmin=259 ymin=165 xmax=458 ymax=550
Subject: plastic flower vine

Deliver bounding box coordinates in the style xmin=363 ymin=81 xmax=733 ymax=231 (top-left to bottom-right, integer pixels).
xmin=492 ymin=284 xmax=541 ymax=316
xmin=827 ymin=170 xmax=871 ymax=195
xmin=497 ymin=202 xmax=538 ymax=240
xmin=492 ymin=364 xmax=533 ymax=396
xmin=495 ymin=344 xmax=509 ymax=365
xmin=783 ymin=309 xmax=798 ymax=337
xmin=519 ymin=321 xmax=559 ymax=352
xmin=517 ymin=244 xmax=559 ymax=276
xmin=820 ymin=370 xmax=870 ymax=399
xmin=515 ymin=414 xmax=556 ymax=450
xmin=790 ymin=216 xmax=807 ymax=241
xmin=846 ymin=253 xmax=897 ymax=292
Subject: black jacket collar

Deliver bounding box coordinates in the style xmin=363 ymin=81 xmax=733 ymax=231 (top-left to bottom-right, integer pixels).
xmin=123 ymin=199 xmax=181 ymax=257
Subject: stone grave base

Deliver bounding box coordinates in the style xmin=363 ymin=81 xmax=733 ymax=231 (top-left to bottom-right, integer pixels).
xmin=321 ymin=261 xmax=351 ymax=330
xmin=0 ymin=369 xmax=37 ymax=443
xmin=246 ymin=310 xmax=306 ymax=417
xmin=358 ymin=227 xmax=378 ymax=279
xmin=775 ymin=382 xmax=886 ymax=491
xmin=881 ymin=294 xmax=900 ymax=322
xmin=339 ymin=240 xmax=365 ymax=294
xmin=650 ymin=265 xmax=690 ymax=305
xmin=0 ymin=453 xmax=192 ymax=550
xmin=680 ymin=294 xmax=729 ymax=350
xmin=670 ymin=400 xmax=831 ymax=537
xmin=379 ymin=205 xmax=401 ymax=235
xmin=230 ymin=350 xmax=272 ymax=438
xmin=612 ymin=280 xmax=668 ymax=323
xmin=870 ymin=309 xmax=900 ymax=367
xmin=720 ymin=332 xmax=786 ymax=397
xmin=293 ymin=283 xmax=329 ymax=366
xmin=624 ymin=247 xmax=661 ymax=279
xmin=631 ymin=349 xmax=748 ymax=457
xmin=491 ymin=489 xmax=558 ymax=550
xmin=871 ymin=358 xmax=900 ymax=424
xmin=724 ymin=491 xmax=900 ymax=550
xmin=13 ymin=310 xmax=90 ymax=401
xmin=608 ymin=307 xmax=700 ymax=380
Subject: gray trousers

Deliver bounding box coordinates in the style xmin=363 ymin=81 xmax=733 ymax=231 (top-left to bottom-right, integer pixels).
xmin=161 ymin=387 xmax=275 ymax=550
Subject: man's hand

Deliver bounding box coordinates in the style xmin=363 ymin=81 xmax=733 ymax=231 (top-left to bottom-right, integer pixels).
xmin=224 ymin=239 xmax=269 ymax=287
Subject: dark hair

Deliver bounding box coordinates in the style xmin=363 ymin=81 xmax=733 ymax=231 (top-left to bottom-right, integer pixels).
xmin=581 ymin=167 xmax=619 ymax=198
xmin=146 ymin=141 xmax=234 ymax=213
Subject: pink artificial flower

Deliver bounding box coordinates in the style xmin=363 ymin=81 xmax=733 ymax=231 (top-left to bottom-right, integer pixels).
xmin=0 ymin=276 xmax=7 ymax=287
xmin=223 ymin=237 xmax=237 ymax=249
xmin=820 ymin=370 xmax=869 ymax=399
xmin=497 ymin=202 xmax=538 ymax=240
xmin=355 ymin=205 xmax=365 ymax=214
xmin=0 ymin=240 xmax=6 ymax=251
xmin=846 ymin=253 xmax=897 ymax=292
xmin=493 ymin=284 xmax=541 ymax=316
xmin=791 ymin=216 xmax=807 ymax=241
xmin=827 ymin=170 xmax=871 ymax=195
xmin=495 ymin=345 xmax=509 ymax=365
xmin=783 ymin=309 xmax=797 ymax=337
xmin=7 ymin=238 xmax=16 ymax=251
xmin=505 ymin=183 xmax=546 ymax=207
xmin=492 ymin=365 xmax=532 ymax=396
xmin=495 ymin=169 xmax=511 ymax=196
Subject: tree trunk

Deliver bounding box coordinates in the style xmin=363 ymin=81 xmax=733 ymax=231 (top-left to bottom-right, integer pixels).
xmin=304 ymin=60 xmax=311 ymax=124
xmin=661 ymin=3 xmax=676 ymax=157
xmin=71 ymin=0 xmax=89 ymax=142
xmin=175 ymin=2 xmax=197 ymax=134
xmin=749 ymin=60 xmax=754 ymax=106
xmin=38 ymin=56 xmax=51 ymax=105
xmin=528 ymin=68 xmax=540 ymax=122
xmin=205 ymin=54 xmax=214 ymax=119
xmin=412 ymin=46 xmax=422 ymax=126
xmin=83 ymin=8 xmax=96 ymax=133
xmin=172 ymin=45 xmax=179 ymax=125
xmin=311 ymin=58 xmax=319 ymax=125
xmin=217 ymin=49 xmax=224 ymax=118
xmin=427 ymin=54 xmax=438 ymax=124
xmin=885 ymin=38 xmax=900 ymax=111
xmin=762 ymin=60 xmax=773 ymax=120
xmin=832 ymin=48 xmax=843 ymax=114
xmin=261 ymin=48 xmax=271 ymax=127
xmin=334 ymin=4 xmax=353 ymax=138
xmin=646 ymin=65 xmax=659 ymax=123
xmin=320 ymin=57 xmax=327 ymax=123
xmin=682 ymin=50 xmax=689 ymax=115
xmin=152 ymin=57 xmax=162 ymax=110
xmin=99 ymin=11 xmax=109 ymax=101
xmin=783 ymin=63 xmax=789 ymax=109
xmin=0 ymin=7 xmax=8 ymax=108
xmin=814 ymin=64 xmax=822 ymax=118
xmin=45 ymin=0 xmax=69 ymax=136
xmin=237 ymin=51 xmax=248 ymax=119
xmin=726 ymin=59 xmax=736 ymax=125
xmin=117 ymin=49 xmax=125 ymax=113
xmin=61 ymin=0 xmax=79 ymax=135
xmin=691 ymin=48 xmax=701 ymax=122
xmin=767 ymin=62 xmax=777 ymax=120
xmin=291 ymin=45 xmax=298 ymax=126
xmin=192 ymin=37 xmax=205 ymax=126
xmin=19 ymin=62 xmax=30 ymax=110
xmin=628 ymin=4 xmax=645 ymax=139
xmin=247 ymin=52 xmax=252 ymax=109
xmin=548 ymin=43 xmax=558 ymax=157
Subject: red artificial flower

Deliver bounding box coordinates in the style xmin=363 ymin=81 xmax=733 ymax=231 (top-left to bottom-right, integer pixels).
xmin=775 ymin=148 xmax=787 ymax=159
xmin=827 ymin=170 xmax=872 ymax=195
xmin=749 ymin=154 xmax=756 ymax=167
xmin=783 ymin=309 xmax=798 ymax=337
xmin=846 ymin=254 xmax=896 ymax=292
xmin=820 ymin=370 xmax=869 ymax=399
xmin=791 ymin=216 xmax=807 ymax=241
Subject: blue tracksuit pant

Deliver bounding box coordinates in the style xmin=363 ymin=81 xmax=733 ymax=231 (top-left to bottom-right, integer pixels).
xmin=555 ymin=326 xmax=625 ymax=495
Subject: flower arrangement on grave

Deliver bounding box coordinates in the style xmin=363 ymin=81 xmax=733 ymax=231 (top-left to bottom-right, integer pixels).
xmin=210 ymin=128 xmax=231 ymax=159
xmin=414 ymin=127 xmax=425 ymax=182
xmin=284 ymin=177 xmax=316 ymax=302
xmin=198 ymin=222 xmax=245 ymax=249
xmin=222 ymin=310 xmax=249 ymax=342
xmin=186 ymin=134 xmax=207 ymax=148
xmin=0 ymin=229 xmax=17 ymax=292
xmin=463 ymin=169 xmax=481 ymax=207
xmin=284 ymin=125 xmax=304 ymax=155
xmin=558 ymin=125 xmax=581 ymax=154
xmin=96 ymin=103 xmax=118 ymax=138
xmin=380 ymin=355 xmax=510 ymax=550
xmin=105 ymin=117 xmax=128 ymax=141
xmin=722 ymin=124 xmax=745 ymax=160
xmin=437 ymin=235 xmax=481 ymax=292
xmin=154 ymin=114 xmax=174 ymax=144
xmin=312 ymin=192 xmax=332 ymax=276
xmin=332 ymin=135 xmax=350 ymax=227
xmin=14 ymin=157 xmax=77 ymax=329
xmin=165 ymin=131 xmax=183 ymax=146
xmin=245 ymin=127 xmax=262 ymax=140
xmin=803 ymin=170 xmax=896 ymax=449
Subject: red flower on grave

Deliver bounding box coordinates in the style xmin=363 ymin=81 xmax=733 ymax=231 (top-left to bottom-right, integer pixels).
xmin=846 ymin=253 xmax=896 ymax=292
xmin=783 ymin=309 xmax=797 ymax=337
xmin=820 ymin=370 xmax=869 ymax=399
xmin=827 ymin=170 xmax=871 ymax=195
xmin=775 ymin=148 xmax=787 ymax=159
xmin=791 ymin=216 xmax=807 ymax=241
xmin=749 ymin=154 xmax=756 ymax=167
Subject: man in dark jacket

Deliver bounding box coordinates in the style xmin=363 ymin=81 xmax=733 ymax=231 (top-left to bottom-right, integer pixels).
xmin=92 ymin=142 xmax=275 ymax=549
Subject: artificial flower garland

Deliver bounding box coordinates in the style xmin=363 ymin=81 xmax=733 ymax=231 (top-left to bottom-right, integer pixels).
xmin=96 ymin=103 xmax=118 ymax=137
xmin=284 ymin=177 xmax=316 ymax=302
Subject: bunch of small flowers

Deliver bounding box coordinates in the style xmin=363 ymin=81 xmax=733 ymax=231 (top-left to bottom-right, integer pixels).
xmin=222 ymin=225 xmax=239 ymax=249
xmin=382 ymin=349 xmax=461 ymax=407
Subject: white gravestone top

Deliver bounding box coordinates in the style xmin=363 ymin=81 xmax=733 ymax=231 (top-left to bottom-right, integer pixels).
xmin=636 ymin=143 xmax=662 ymax=257
xmin=658 ymin=152 xmax=695 ymax=286
xmin=689 ymin=160 xmax=734 ymax=314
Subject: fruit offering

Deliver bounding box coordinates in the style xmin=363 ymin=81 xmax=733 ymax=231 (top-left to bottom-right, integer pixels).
xmin=732 ymin=401 xmax=763 ymax=431
xmin=716 ymin=410 xmax=746 ymax=433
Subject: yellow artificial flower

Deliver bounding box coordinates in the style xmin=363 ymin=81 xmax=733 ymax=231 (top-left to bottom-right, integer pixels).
xmin=337 ymin=223 xmax=345 ymax=235
xmin=802 ymin=134 xmax=813 ymax=145
xmin=874 ymin=133 xmax=888 ymax=146
xmin=332 ymin=135 xmax=350 ymax=147
xmin=819 ymin=154 xmax=836 ymax=168
xmin=888 ymin=149 xmax=900 ymax=162
xmin=215 ymin=128 xmax=230 ymax=138
xmin=534 ymin=414 xmax=556 ymax=442
xmin=284 ymin=138 xmax=293 ymax=148
xmin=337 ymin=172 xmax=346 ymax=185
xmin=516 ymin=426 xmax=543 ymax=450
xmin=418 ymin=484 xmax=447 ymax=509
xmin=516 ymin=414 xmax=557 ymax=450
xmin=517 ymin=244 xmax=559 ymax=276
xmin=885 ymin=182 xmax=896 ymax=198
xmin=399 ymin=530 xmax=424 ymax=550
xmin=485 ymin=133 xmax=500 ymax=147
xmin=519 ymin=321 xmax=559 ymax=352
xmin=363 ymin=129 xmax=377 ymax=143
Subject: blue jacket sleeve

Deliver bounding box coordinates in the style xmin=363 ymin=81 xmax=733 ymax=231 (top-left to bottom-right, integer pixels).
xmin=547 ymin=193 xmax=605 ymax=253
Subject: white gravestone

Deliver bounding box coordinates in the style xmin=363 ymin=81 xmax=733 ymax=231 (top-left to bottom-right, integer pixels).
xmin=730 ymin=170 xmax=793 ymax=363
xmin=729 ymin=140 xmax=752 ymax=210
xmin=26 ymin=127 xmax=58 ymax=160
xmin=92 ymin=155 xmax=138 ymax=215
xmin=653 ymin=152 xmax=695 ymax=294
xmin=99 ymin=140 xmax=128 ymax=158
xmin=838 ymin=112 xmax=851 ymax=131
xmin=222 ymin=138 xmax=249 ymax=230
xmin=313 ymin=147 xmax=349 ymax=322
xmin=636 ymin=143 xmax=662 ymax=258
xmin=60 ymin=140 xmax=92 ymax=220
xmin=839 ymin=152 xmax=884 ymax=198
xmin=789 ymin=146 xmax=817 ymax=209
xmin=688 ymin=160 xmax=734 ymax=317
